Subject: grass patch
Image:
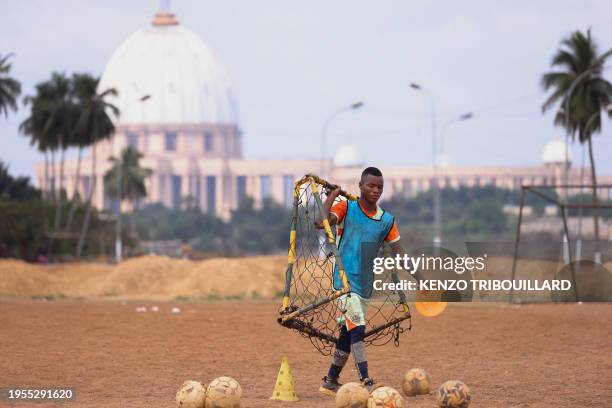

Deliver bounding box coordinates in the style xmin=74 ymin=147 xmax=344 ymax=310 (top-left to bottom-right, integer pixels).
xmin=31 ymin=293 xmax=68 ymax=301
xmin=174 ymin=295 xmax=193 ymax=302
xmin=224 ymin=293 xmax=245 ymax=301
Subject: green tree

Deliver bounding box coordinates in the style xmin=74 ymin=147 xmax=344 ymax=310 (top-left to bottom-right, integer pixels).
xmin=460 ymin=198 xmax=507 ymax=235
xmin=0 ymin=53 xmax=21 ymax=118
xmin=20 ymin=72 xmax=75 ymax=232
xmin=104 ymin=146 xmax=152 ymax=241
xmin=541 ymin=28 xmax=612 ymax=252
xmin=74 ymin=80 xmax=118 ymax=257
xmin=65 ymin=74 xmax=114 ymax=230
xmin=228 ymin=197 xmax=290 ymax=254
xmin=133 ymin=204 xmax=226 ymax=253
xmin=20 ymin=83 xmax=54 ymax=200
xmin=0 ymin=161 xmax=40 ymax=201
xmin=103 ymin=146 xmax=152 ymax=208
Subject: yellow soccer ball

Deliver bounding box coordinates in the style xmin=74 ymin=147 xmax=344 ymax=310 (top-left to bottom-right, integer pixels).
xmin=436 ymin=380 xmax=471 ymax=408
xmin=175 ymin=380 xmax=206 ymax=408
xmin=205 ymin=376 xmax=242 ymax=408
xmin=367 ymin=386 xmax=403 ymax=408
xmin=401 ymin=367 xmax=432 ymax=396
xmin=335 ymin=382 xmax=369 ymax=408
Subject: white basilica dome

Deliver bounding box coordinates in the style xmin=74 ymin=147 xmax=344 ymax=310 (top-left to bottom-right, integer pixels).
xmin=541 ymin=136 xmax=572 ymax=165
xmin=98 ymin=11 xmax=238 ymax=125
xmin=334 ymin=144 xmax=363 ymax=167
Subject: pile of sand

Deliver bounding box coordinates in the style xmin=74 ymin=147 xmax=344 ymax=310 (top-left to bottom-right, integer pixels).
xmin=2 ymin=255 xmax=610 ymax=301
xmin=0 ymin=255 xmax=287 ymax=300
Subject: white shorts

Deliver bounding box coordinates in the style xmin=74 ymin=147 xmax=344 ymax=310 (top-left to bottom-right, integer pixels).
xmin=337 ymin=292 xmax=370 ymax=330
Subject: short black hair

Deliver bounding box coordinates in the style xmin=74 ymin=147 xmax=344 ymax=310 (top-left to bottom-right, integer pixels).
xmin=361 ymin=166 xmax=383 ymax=181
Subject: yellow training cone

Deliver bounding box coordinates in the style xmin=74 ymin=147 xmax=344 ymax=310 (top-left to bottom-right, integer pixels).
xmin=270 ymin=356 xmax=299 ymax=401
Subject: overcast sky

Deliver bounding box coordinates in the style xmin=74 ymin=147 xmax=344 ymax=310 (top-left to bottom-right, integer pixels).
xmin=2 ymin=0 xmax=612 ymax=181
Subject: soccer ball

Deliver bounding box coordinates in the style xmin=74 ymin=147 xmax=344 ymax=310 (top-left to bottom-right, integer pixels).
xmin=436 ymin=380 xmax=471 ymax=408
xmin=367 ymin=386 xmax=403 ymax=408
xmin=335 ymin=382 xmax=369 ymax=408
xmin=401 ymin=368 xmax=432 ymax=396
xmin=205 ymin=376 xmax=242 ymax=408
xmin=175 ymin=380 xmax=206 ymax=408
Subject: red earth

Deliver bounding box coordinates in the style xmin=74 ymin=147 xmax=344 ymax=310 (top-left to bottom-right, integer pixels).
xmin=1 ymin=300 xmax=611 ymax=407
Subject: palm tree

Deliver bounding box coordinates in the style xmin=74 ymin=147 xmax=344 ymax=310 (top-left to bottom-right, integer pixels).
xmin=104 ymin=146 xmax=152 ymax=243
xmin=65 ymin=73 xmax=103 ymax=231
xmin=48 ymin=73 xmax=75 ymax=231
xmin=20 ymin=73 xmax=74 ymax=231
xmin=0 ymin=53 xmax=21 ymax=118
xmin=541 ymin=28 xmax=612 ymax=256
xmin=104 ymin=146 xmax=152 ymax=208
xmin=20 ymin=81 xmax=58 ymax=200
xmin=75 ymin=81 xmax=119 ymax=258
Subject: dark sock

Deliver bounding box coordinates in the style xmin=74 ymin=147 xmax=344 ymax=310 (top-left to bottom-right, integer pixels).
xmin=327 ymin=326 xmax=351 ymax=381
xmin=357 ymin=361 xmax=369 ymax=381
xmin=327 ymin=364 xmax=342 ymax=381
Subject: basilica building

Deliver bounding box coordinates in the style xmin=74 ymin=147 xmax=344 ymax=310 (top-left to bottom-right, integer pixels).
xmin=35 ymin=8 xmax=612 ymax=219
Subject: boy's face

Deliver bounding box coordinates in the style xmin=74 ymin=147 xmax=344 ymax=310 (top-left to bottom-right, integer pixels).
xmin=359 ymin=174 xmax=384 ymax=204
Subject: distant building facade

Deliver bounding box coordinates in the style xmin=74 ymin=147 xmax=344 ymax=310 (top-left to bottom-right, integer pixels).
xmin=35 ymin=9 xmax=612 ymax=219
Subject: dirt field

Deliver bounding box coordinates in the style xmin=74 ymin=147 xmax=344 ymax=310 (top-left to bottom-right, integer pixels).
xmin=1 ymin=300 xmax=610 ymax=408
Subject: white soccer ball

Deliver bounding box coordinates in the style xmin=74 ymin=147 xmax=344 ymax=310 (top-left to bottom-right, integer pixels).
xmin=175 ymin=380 xmax=206 ymax=408
xmin=401 ymin=367 xmax=432 ymax=396
xmin=336 ymin=382 xmax=369 ymax=408
xmin=205 ymin=376 xmax=242 ymax=408
xmin=367 ymin=386 xmax=403 ymax=408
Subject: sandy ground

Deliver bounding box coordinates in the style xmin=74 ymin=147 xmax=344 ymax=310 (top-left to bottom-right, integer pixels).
xmin=0 ymin=255 xmax=287 ymax=300
xmin=1 ymin=300 xmax=611 ymax=408
xmin=3 ymin=255 xmax=611 ymax=305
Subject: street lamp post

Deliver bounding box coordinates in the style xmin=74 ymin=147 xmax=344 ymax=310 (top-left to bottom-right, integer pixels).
xmin=439 ymin=113 xmax=473 ymax=156
xmin=320 ymin=101 xmax=363 ymax=177
xmin=436 ymin=112 xmax=473 ymax=244
xmin=115 ymin=93 xmax=151 ymax=263
xmin=411 ymin=82 xmax=473 ymax=246
xmin=410 ymin=83 xmax=441 ymax=245
xmin=115 ymin=164 xmax=122 ymax=262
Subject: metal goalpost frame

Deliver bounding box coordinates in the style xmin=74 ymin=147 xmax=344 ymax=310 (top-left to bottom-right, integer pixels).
xmin=509 ymin=184 xmax=612 ymax=303
xmin=277 ymin=174 xmax=412 ymax=350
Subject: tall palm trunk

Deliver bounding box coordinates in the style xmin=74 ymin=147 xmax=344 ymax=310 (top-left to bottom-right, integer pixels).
xmin=586 ymin=135 xmax=600 ymax=257
xmin=54 ymin=144 xmax=65 ymax=231
xmin=50 ymin=150 xmax=56 ymax=202
xmin=76 ymin=145 xmax=96 ymax=258
xmin=43 ymin=151 xmax=49 ymax=200
xmin=46 ymin=149 xmax=57 ymax=256
xmin=130 ymin=197 xmax=138 ymax=240
xmin=43 ymin=150 xmax=49 ymax=233
xmin=65 ymin=147 xmax=83 ymax=231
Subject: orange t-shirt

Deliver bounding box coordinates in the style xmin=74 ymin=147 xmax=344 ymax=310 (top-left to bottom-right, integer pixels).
xmin=330 ymin=200 xmax=400 ymax=243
